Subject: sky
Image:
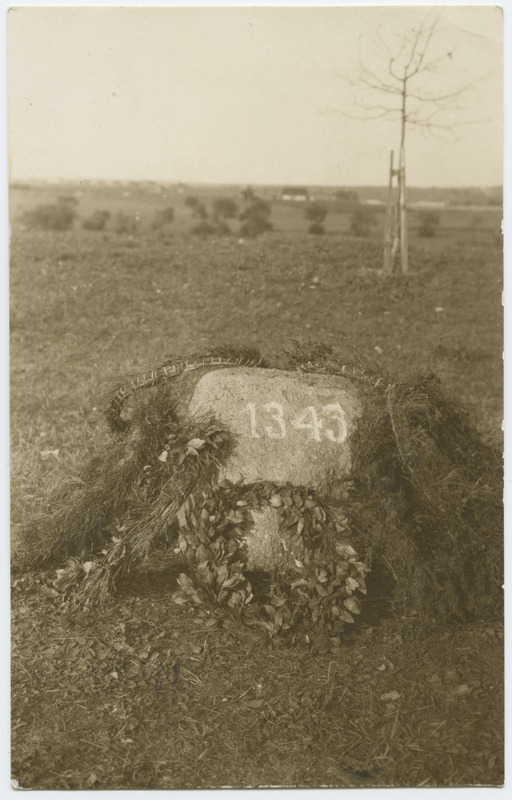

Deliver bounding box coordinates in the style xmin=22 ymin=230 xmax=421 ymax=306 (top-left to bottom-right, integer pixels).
xmin=7 ymin=3 xmax=504 ymax=188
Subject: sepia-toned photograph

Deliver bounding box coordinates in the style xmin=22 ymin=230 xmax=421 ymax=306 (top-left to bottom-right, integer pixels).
xmin=9 ymin=3 xmax=504 ymax=790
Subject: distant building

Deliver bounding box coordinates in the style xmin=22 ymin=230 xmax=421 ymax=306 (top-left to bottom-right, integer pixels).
xmin=281 ymin=186 xmax=310 ymax=202
xmin=408 ymin=201 xmax=448 ymax=209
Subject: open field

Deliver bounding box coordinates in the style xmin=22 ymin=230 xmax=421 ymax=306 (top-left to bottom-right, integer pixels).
xmin=10 ymin=183 xmax=503 ymax=789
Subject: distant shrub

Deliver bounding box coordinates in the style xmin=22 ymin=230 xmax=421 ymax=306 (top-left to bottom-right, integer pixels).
xmin=212 ymin=197 xmax=238 ymax=220
xmin=417 ymin=211 xmax=440 ymax=238
xmin=335 ymin=189 xmax=359 ymax=203
xmin=191 ymin=221 xmax=216 ymax=238
xmin=191 ymin=220 xmax=231 ymax=238
xmin=185 ymin=196 xmax=208 ymax=220
xmin=350 ymin=209 xmax=377 ymax=237
xmin=152 ymin=206 xmax=174 ymax=230
xmin=82 ymin=210 xmax=110 ymax=231
xmin=239 ymin=199 xmax=273 ymax=238
xmin=190 ymin=202 xmax=208 ymax=220
xmin=309 ymin=222 xmax=325 ymax=235
xmin=239 ymin=218 xmax=273 ymax=238
xmin=57 ymin=195 xmax=79 ymax=206
xmin=114 ymin=211 xmax=137 ymax=234
xmin=214 ymin=221 xmax=231 ymax=237
xmin=305 ymin=203 xmax=327 ymax=224
xmin=242 ymin=186 xmax=255 ymax=202
xmin=22 ymin=202 xmax=76 ymax=232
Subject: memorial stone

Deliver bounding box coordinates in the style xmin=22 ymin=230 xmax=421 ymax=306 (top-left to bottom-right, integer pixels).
xmin=187 ymin=367 xmax=362 ymax=570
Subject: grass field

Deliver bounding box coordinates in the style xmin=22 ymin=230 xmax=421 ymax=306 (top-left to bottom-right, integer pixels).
xmin=10 ymin=183 xmax=503 ymax=789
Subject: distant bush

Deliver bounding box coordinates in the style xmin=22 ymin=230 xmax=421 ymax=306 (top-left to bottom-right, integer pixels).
xmin=214 ymin=221 xmax=231 ymax=237
xmin=114 ymin=211 xmax=137 ymax=234
xmin=152 ymin=206 xmax=174 ymax=230
xmin=335 ymin=189 xmax=359 ymax=203
xmin=57 ymin=195 xmax=79 ymax=206
xmin=305 ymin=203 xmax=327 ymax=225
xmin=185 ymin=196 xmax=208 ymax=220
xmin=191 ymin=221 xmax=216 ymax=238
xmin=350 ymin=209 xmax=377 ymax=237
xmin=193 ymin=203 xmax=209 ymax=220
xmin=191 ymin=220 xmax=231 ymax=238
xmin=417 ymin=211 xmax=440 ymax=238
xmin=308 ymin=222 xmax=325 ymax=235
xmin=82 ymin=210 xmax=110 ymax=231
xmin=242 ymin=186 xmax=255 ymax=202
xmin=22 ymin=202 xmax=76 ymax=231
xmin=239 ymin=199 xmax=273 ymax=238
xmin=212 ymin=198 xmax=238 ymax=220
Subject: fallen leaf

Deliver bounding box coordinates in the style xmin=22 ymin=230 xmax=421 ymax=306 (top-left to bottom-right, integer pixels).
xmin=187 ymin=438 xmax=205 ymax=450
xmin=40 ymin=449 xmax=60 ymax=459
xmin=380 ymin=690 xmax=401 ymax=702
xmin=452 ymin=684 xmax=472 ymax=696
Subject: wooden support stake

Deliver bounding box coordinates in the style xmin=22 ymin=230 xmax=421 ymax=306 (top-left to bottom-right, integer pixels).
xmin=398 ymin=144 xmax=408 ymax=275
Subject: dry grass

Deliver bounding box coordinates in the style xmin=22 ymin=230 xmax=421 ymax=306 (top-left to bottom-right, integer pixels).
xmin=12 ymin=574 xmax=504 ymax=789
xmin=10 ymin=189 xmax=503 ymax=789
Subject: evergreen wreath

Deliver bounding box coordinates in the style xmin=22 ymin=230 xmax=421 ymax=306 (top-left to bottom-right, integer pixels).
xmin=171 ymin=480 xmax=367 ymax=652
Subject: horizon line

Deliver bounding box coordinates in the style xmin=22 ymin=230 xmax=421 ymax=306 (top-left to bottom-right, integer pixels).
xmin=9 ymin=178 xmax=504 ymax=191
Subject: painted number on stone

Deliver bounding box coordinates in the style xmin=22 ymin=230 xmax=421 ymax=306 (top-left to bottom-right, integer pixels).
xmin=240 ymin=402 xmax=347 ymax=443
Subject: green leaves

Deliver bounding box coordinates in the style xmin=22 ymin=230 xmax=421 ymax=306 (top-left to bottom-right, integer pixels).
xmin=174 ymin=573 xmax=203 ymax=605
xmin=170 ymin=479 xmax=368 ymax=650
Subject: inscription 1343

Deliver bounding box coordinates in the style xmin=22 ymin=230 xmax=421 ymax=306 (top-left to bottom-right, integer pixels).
xmin=240 ymin=402 xmax=347 ymax=443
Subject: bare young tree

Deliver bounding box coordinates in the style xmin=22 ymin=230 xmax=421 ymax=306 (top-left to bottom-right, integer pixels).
xmin=351 ymin=12 xmax=483 ymax=274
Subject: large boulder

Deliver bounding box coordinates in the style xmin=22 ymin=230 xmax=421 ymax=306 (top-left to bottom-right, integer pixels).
xmin=186 ymin=367 xmax=363 ymax=571
xmin=188 ymin=367 xmax=362 ymax=488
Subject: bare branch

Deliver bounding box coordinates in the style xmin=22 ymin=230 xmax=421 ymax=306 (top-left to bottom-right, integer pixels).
xmin=341 ymin=108 xmax=403 ymax=122
xmin=357 ymin=48 xmax=402 ymax=93
xmin=419 ymin=50 xmax=456 ymax=75
xmin=406 ymin=76 xmax=485 ymax=105
xmin=407 ymin=111 xmax=489 ymax=130
xmin=376 ymin=27 xmax=408 ymax=82
xmin=358 ymin=72 xmax=402 ymax=95
xmin=354 ymin=101 xmax=403 ymax=114
xmin=406 ymin=11 xmax=443 ymax=78
xmin=348 ymin=3 xmax=490 ymax=209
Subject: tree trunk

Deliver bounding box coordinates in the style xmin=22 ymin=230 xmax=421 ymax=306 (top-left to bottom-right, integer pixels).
xmin=399 ymin=143 xmax=409 ymax=275
xmin=383 ymin=150 xmax=395 ymax=275
xmin=399 ymin=77 xmax=409 ymax=275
